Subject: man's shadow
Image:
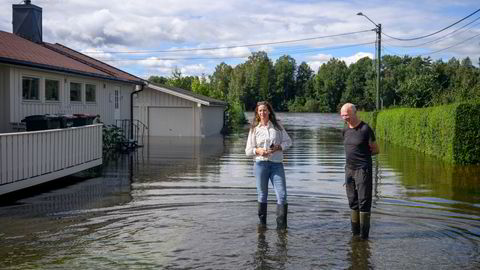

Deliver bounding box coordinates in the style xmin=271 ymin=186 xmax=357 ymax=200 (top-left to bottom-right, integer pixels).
xmin=347 ymin=236 xmax=372 ymax=270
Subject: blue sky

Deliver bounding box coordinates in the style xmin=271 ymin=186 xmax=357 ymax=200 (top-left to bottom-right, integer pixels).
xmin=1 ymin=0 xmax=479 ymax=78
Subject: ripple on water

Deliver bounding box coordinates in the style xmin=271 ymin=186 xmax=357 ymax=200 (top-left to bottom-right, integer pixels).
xmin=0 ymin=113 xmax=479 ymax=269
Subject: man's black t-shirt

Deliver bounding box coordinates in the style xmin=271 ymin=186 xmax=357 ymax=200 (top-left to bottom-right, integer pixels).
xmin=343 ymin=121 xmax=376 ymax=169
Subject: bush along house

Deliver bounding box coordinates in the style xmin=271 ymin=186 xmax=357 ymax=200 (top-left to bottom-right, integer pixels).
xmin=0 ymin=1 xmax=144 ymax=195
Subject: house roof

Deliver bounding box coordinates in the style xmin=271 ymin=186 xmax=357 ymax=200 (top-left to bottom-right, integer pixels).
xmin=0 ymin=30 xmax=144 ymax=84
xmin=147 ymin=83 xmax=228 ymax=107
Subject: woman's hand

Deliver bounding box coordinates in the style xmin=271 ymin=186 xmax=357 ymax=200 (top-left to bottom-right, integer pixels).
xmin=256 ymin=145 xmax=282 ymax=156
xmin=255 ymin=148 xmax=270 ymax=157
xmin=270 ymin=144 xmax=282 ymax=153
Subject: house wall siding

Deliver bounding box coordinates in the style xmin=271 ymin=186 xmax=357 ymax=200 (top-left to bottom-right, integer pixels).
xmin=0 ymin=65 xmax=10 ymax=132
xmin=134 ymin=88 xmax=224 ymax=137
xmin=134 ymin=88 xmax=197 ymax=134
xmin=6 ymin=66 xmax=135 ymax=127
xmin=201 ymin=106 xmax=225 ymax=136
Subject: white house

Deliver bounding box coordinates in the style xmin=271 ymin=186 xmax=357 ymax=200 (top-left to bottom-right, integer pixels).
xmin=0 ymin=1 xmax=144 ymax=195
xmin=134 ymin=83 xmax=227 ymax=137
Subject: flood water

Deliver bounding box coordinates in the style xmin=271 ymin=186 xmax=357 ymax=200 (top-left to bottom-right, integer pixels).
xmin=0 ymin=113 xmax=479 ymax=269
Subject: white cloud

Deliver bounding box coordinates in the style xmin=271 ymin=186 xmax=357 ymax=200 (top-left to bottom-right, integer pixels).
xmin=306 ymin=52 xmax=373 ymax=71
xmin=2 ymin=0 xmax=478 ymax=76
xmin=340 ymin=52 xmax=373 ymax=65
xmin=307 ymin=53 xmax=333 ymax=71
xmin=180 ymin=64 xmax=208 ymax=76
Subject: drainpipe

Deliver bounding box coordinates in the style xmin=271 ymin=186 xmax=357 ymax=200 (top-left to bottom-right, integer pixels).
xmin=130 ymin=83 xmax=145 ymax=141
xmin=221 ymin=103 xmax=229 ymax=135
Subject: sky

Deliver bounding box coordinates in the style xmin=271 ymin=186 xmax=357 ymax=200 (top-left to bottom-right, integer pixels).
xmin=1 ymin=0 xmax=479 ymax=79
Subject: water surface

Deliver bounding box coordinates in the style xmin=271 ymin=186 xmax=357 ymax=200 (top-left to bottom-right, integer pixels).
xmin=0 ymin=113 xmax=479 ymax=269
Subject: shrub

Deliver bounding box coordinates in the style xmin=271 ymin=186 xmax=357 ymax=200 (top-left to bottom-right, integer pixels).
xmin=224 ymin=100 xmax=247 ymax=133
xmin=371 ymin=103 xmax=480 ymax=164
xmin=357 ymin=111 xmax=378 ymax=130
xmin=102 ymin=125 xmax=125 ymax=151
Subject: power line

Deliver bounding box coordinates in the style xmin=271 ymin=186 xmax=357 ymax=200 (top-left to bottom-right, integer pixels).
xmin=419 ymin=32 xmax=480 ymax=56
xmin=382 ymin=8 xmax=480 ymax=41
xmin=381 ymin=45 xmax=403 ymax=56
xmin=385 ymin=16 xmax=480 ymax=48
xmin=84 ymin=29 xmax=373 ymax=54
xmin=96 ymin=41 xmax=376 ymax=62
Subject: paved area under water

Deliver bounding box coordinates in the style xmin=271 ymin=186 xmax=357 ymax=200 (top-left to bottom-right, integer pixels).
xmin=0 ymin=113 xmax=479 ymax=269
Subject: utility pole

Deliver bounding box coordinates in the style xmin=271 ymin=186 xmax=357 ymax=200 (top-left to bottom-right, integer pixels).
xmin=357 ymin=12 xmax=381 ymax=110
xmin=376 ymin=24 xmax=381 ymax=110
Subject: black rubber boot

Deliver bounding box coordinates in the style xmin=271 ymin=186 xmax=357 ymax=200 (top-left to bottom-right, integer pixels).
xmin=258 ymin=202 xmax=267 ymax=227
xmin=360 ymin=212 xmax=371 ymax=239
xmin=276 ymin=204 xmax=288 ymax=230
xmin=351 ymin=210 xmax=360 ymax=235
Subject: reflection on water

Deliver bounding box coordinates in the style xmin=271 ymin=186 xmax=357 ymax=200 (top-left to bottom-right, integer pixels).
xmin=254 ymin=228 xmax=288 ymax=270
xmin=347 ymin=237 xmax=372 ymax=270
xmin=379 ymin=140 xmax=480 ymax=206
xmin=0 ymin=113 xmax=479 ymax=269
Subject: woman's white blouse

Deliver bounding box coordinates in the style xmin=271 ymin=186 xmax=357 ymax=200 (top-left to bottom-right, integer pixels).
xmin=245 ymin=121 xmax=292 ymax=163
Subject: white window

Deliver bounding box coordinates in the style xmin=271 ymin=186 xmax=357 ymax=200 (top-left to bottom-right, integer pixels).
xmin=70 ymin=82 xmax=82 ymax=102
xmin=45 ymin=79 xmax=60 ymax=101
xmin=22 ymin=76 xmax=40 ymax=100
xmin=85 ymin=83 xmax=96 ymax=102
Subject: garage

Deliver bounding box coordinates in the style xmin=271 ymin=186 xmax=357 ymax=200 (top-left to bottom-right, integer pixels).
xmin=134 ymin=83 xmax=227 ymax=137
xmin=148 ymin=107 xmax=194 ymax=136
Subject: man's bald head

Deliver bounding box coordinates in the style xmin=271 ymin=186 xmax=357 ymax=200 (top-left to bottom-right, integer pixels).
xmin=340 ymin=103 xmax=359 ymax=127
xmin=341 ymin=103 xmax=356 ymax=114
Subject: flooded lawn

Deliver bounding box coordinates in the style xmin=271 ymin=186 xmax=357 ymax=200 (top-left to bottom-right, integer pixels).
xmin=0 ymin=113 xmax=479 ymax=269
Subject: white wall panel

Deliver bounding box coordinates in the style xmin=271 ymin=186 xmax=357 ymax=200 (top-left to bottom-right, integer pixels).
xmin=6 ymin=66 xmax=136 ymax=127
xmin=202 ymin=106 xmax=225 ymax=136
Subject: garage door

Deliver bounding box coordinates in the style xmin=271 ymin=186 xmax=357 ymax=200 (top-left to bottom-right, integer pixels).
xmin=148 ymin=107 xmax=194 ymax=136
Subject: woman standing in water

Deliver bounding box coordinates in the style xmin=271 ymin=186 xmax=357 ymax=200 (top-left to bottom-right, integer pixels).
xmin=245 ymin=101 xmax=292 ymax=229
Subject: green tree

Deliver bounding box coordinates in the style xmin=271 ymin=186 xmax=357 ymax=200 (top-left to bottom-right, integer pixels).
xmin=148 ymin=75 xmax=168 ymax=85
xmin=341 ymin=57 xmax=374 ymax=110
xmin=296 ymin=62 xmax=314 ymax=98
xmin=274 ymin=55 xmax=297 ymax=110
xmin=166 ymin=67 xmax=195 ymax=90
xmin=210 ymin=62 xmax=233 ymax=100
xmin=315 ymin=58 xmax=348 ymax=112
xmin=243 ymin=51 xmax=275 ymax=110
xmin=191 ymin=75 xmax=212 ymax=97
xmin=398 ymin=73 xmax=439 ymax=107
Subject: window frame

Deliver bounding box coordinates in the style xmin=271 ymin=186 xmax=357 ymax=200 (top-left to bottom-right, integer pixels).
xmin=69 ymin=81 xmax=83 ymax=103
xmin=45 ymin=78 xmax=60 ymax=102
xmin=85 ymin=83 xmax=97 ymax=103
xmin=22 ymin=76 xmax=40 ymax=101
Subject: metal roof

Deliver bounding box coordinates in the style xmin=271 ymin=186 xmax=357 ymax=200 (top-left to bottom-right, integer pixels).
xmin=0 ymin=30 xmax=144 ymax=84
xmin=147 ymin=83 xmax=227 ymax=107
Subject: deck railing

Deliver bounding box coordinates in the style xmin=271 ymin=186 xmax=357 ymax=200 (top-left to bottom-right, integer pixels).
xmin=0 ymin=124 xmax=103 ymax=195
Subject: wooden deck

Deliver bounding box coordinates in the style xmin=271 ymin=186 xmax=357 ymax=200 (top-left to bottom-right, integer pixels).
xmin=0 ymin=124 xmax=103 ymax=195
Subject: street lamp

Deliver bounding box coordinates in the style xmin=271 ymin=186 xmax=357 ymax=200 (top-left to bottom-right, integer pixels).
xmin=357 ymin=12 xmax=382 ymax=111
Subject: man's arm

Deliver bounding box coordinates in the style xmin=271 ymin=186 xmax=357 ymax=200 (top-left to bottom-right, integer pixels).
xmin=368 ymin=125 xmax=379 ymax=155
xmin=369 ymin=141 xmax=379 ymax=155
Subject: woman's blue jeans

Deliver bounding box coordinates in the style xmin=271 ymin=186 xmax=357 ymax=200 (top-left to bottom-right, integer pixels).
xmin=254 ymin=161 xmax=287 ymax=205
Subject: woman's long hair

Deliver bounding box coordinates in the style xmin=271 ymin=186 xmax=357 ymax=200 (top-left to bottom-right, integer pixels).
xmin=251 ymin=101 xmax=282 ymax=130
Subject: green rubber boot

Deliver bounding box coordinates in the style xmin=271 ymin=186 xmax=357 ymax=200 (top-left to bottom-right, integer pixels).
xmin=258 ymin=203 xmax=267 ymax=227
xmin=276 ymin=204 xmax=288 ymax=230
xmin=360 ymin=212 xmax=371 ymax=239
xmin=351 ymin=210 xmax=360 ymax=235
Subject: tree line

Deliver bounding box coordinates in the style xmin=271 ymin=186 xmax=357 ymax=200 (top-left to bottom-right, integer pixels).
xmin=149 ymin=52 xmax=480 ymax=128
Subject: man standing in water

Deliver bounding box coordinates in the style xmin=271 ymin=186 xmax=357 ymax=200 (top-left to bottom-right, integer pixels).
xmin=340 ymin=103 xmax=379 ymax=239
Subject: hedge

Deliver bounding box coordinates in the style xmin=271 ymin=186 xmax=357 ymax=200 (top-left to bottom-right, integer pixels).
xmin=357 ymin=111 xmax=378 ymax=130
xmin=358 ymin=103 xmax=480 ymax=164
